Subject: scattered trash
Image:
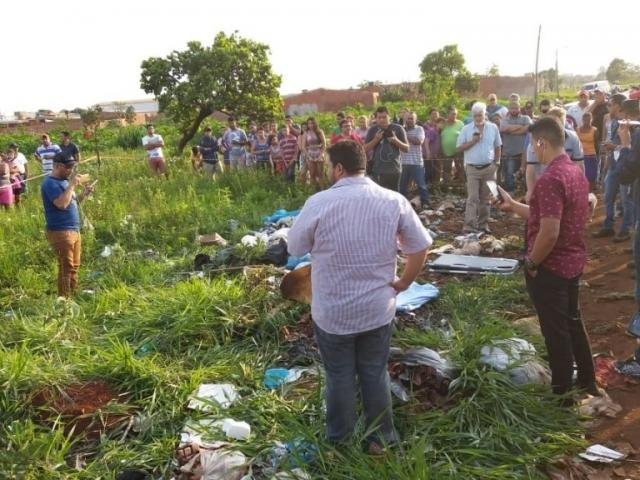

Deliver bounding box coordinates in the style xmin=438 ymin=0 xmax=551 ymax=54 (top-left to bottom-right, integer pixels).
xmin=175 ymin=441 xmax=247 ymax=480
xmin=263 ymin=209 xmax=301 ymax=225
xmin=578 ymin=391 xmax=622 ymax=418
xmin=263 ymin=368 xmax=316 ymax=390
xmin=197 ymin=233 xmax=229 ymax=247
xmin=578 ymin=444 xmax=625 ymax=463
xmin=101 ymin=245 xmax=113 ymax=258
xmin=614 ymin=358 xmax=640 ymax=379
xmin=188 ymin=384 xmax=239 ymax=411
xmin=263 ymin=239 xmax=289 ymax=267
xmin=437 ymin=201 xmax=456 ymax=212
xmin=594 ymin=355 xmax=639 ymax=388
xmin=270 ymin=468 xmax=311 ymax=480
xmin=213 ymin=418 xmax=251 ymax=440
xmin=429 ymin=254 xmax=519 ymax=275
xmin=480 ymin=338 xmax=536 ymax=371
xmin=241 ymin=235 xmax=260 ymax=247
xmin=286 ymin=254 xmax=311 ymax=270
xmin=395 ymin=282 xmax=439 ymax=312
xmin=82 ymin=289 xmax=95 ymax=295
xmin=268 ymin=439 xmax=317 ymax=469
xmin=595 ymin=292 xmax=635 ymax=303
xmin=388 ymin=347 xmax=455 ymax=409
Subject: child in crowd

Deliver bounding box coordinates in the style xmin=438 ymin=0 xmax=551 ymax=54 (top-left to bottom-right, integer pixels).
xmin=0 ymin=158 xmax=14 ymax=209
xmin=269 ymin=134 xmax=284 ymax=174
xmin=190 ymin=146 xmax=203 ymax=174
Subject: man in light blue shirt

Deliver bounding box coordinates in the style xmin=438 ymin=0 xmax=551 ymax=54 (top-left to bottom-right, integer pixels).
xmin=456 ymin=102 xmax=502 ymax=233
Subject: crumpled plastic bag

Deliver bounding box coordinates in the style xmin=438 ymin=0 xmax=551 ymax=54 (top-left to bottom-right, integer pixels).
xmin=395 ymin=282 xmax=440 ymax=312
xmin=200 ymin=445 xmax=246 ymax=480
xmin=390 ymin=346 xmax=457 ymax=380
xmin=479 ymin=338 xmax=536 ymax=371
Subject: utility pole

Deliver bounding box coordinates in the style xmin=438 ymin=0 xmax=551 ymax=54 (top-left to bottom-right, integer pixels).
xmin=534 ymin=24 xmax=541 ymax=107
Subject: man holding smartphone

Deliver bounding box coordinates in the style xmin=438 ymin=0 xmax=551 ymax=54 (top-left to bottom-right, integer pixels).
xmin=493 ymin=117 xmax=597 ymax=401
xmin=456 ymin=102 xmax=502 ymax=234
xmin=364 ymin=106 xmax=409 ymax=192
xmin=41 ymin=152 xmax=95 ymax=298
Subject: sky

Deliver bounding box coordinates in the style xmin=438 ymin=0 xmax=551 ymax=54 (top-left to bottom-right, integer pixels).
xmin=2 ymin=0 xmax=639 ymax=116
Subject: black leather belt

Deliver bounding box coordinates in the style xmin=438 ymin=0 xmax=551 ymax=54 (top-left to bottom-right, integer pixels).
xmin=471 ymin=163 xmax=492 ymax=170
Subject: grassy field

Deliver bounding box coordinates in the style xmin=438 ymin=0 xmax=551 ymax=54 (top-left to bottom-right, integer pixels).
xmin=0 ymin=152 xmax=585 ymax=479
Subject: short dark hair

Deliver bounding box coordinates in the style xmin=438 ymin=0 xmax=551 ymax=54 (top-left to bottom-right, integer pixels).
xmin=285 ymin=114 xmax=292 ymax=120
xmin=610 ymin=94 xmax=627 ymax=107
xmin=145 ymin=123 xmax=154 ymax=128
xmin=375 ymin=106 xmax=389 ymax=116
xmin=336 ymin=111 xmax=346 ymax=118
xmin=191 ymin=146 xmax=200 ymax=155
xmin=327 ymin=140 xmax=366 ymax=174
xmin=227 ymin=116 xmax=235 ymax=122
xmin=528 ymin=116 xmax=565 ymax=147
xmin=622 ymin=99 xmax=640 ymax=116
xmin=539 ymin=99 xmax=551 ymax=107
xmin=8 ymin=142 xmax=18 ymax=149
xmin=429 ymin=108 xmax=438 ymax=115
xmin=204 ymin=126 xmax=212 ymax=132
xmin=61 ymin=131 xmax=70 ymax=137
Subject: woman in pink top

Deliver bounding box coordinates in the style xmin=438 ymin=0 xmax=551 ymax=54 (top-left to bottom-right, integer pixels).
xmin=578 ymin=112 xmax=599 ymax=187
xmin=0 ymin=158 xmax=14 ymax=209
xmin=300 ymin=117 xmax=327 ymax=189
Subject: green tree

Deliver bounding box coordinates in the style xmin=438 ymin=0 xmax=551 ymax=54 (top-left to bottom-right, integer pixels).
xmin=606 ymin=58 xmax=640 ymax=84
xmin=124 ymin=106 xmax=136 ymax=125
xmin=80 ymin=105 xmax=104 ymax=166
xmin=140 ymin=32 xmax=282 ymax=153
xmin=487 ymin=63 xmax=500 ymax=76
xmin=419 ymin=45 xmax=476 ymax=107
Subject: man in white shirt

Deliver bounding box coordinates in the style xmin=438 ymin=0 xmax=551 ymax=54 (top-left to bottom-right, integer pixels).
xmin=141 ymin=124 xmax=167 ymax=177
xmin=566 ymin=90 xmax=592 ymax=129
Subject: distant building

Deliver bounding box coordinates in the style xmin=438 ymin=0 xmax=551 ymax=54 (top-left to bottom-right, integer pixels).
xmin=284 ymin=88 xmax=378 ymax=116
xmin=478 ymin=75 xmax=540 ymax=99
xmin=96 ymin=98 xmax=159 ymax=114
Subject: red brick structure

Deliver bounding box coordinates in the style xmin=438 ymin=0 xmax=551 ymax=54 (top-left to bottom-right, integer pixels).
xmin=478 ymin=76 xmax=540 ymax=99
xmin=284 ymin=88 xmax=379 ymax=116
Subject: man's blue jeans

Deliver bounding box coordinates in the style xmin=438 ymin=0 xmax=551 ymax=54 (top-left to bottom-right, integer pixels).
xmin=400 ymin=164 xmax=429 ymax=204
xmin=502 ymin=154 xmax=522 ymax=192
xmin=313 ymin=322 xmax=396 ymax=445
xmin=604 ymin=168 xmax=634 ymax=233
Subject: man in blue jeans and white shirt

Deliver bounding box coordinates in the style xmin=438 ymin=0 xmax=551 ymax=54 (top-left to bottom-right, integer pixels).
xmin=288 ymin=140 xmax=431 ymax=453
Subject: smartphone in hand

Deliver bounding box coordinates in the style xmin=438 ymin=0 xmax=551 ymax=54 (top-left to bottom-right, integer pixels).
xmin=486 ymin=180 xmax=503 ymax=202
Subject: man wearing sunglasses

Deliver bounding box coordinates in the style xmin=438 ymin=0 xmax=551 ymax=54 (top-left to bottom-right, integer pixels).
xmin=41 ymin=152 xmax=95 ymax=298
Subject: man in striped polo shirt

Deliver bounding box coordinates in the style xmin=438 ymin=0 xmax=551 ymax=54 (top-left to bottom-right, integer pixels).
xmin=35 ymin=134 xmax=62 ymax=176
xmin=399 ymin=112 xmax=429 ymax=207
xmin=279 ymin=124 xmax=299 ymax=182
xmin=288 ymin=140 xmax=431 ymax=453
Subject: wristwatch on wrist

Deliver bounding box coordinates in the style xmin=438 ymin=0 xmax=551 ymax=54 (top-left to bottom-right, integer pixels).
xmin=524 ymin=257 xmax=538 ymax=271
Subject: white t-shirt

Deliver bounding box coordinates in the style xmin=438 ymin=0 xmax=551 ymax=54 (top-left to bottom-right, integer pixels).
xmin=13 ymin=152 xmax=28 ymax=174
xmin=566 ymin=103 xmax=591 ymax=128
xmin=142 ymin=134 xmax=164 ymax=158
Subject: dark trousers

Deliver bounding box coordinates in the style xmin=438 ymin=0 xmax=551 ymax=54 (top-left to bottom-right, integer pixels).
xmin=371 ymin=172 xmax=400 ymax=192
xmin=525 ymin=268 xmax=595 ymax=395
xmin=313 ymin=322 xmax=396 ymax=444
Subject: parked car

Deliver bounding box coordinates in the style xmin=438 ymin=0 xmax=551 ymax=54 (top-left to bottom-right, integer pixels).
xmin=581 ymin=80 xmax=611 ymax=96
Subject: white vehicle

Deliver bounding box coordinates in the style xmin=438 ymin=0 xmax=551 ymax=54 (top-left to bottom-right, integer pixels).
xmin=581 ymin=80 xmax=611 ymax=95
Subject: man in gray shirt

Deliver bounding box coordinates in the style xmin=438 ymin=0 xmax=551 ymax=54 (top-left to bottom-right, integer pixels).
xmin=364 ymin=106 xmax=409 ymax=192
xmin=500 ymin=101 xmax=532 ymax=192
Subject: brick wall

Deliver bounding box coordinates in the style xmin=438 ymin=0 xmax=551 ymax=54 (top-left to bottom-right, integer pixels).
xmin=478 ymin=76 xmax=540 ymax=99
xmin=284 ymin=88 xmax=379 ymax=116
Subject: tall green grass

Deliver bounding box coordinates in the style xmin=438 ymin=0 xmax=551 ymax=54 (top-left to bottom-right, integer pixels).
xmin=0 ymin=151 xmax=583 ymax=479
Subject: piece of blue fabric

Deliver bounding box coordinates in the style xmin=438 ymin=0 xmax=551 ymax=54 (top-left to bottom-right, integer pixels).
xmin=286 ymin=254 xmax=311 ymax=270
xmin=263 ymin=209 xmax=300 ymax=225
xmin=395 ymin=282 xmax=439 ymax=312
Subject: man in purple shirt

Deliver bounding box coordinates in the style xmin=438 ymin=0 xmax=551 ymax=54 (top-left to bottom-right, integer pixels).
xmin=494 ymin=117 xmax=597 ymax=401
xmin=288 ymin=140 xmax=432 ymax=453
